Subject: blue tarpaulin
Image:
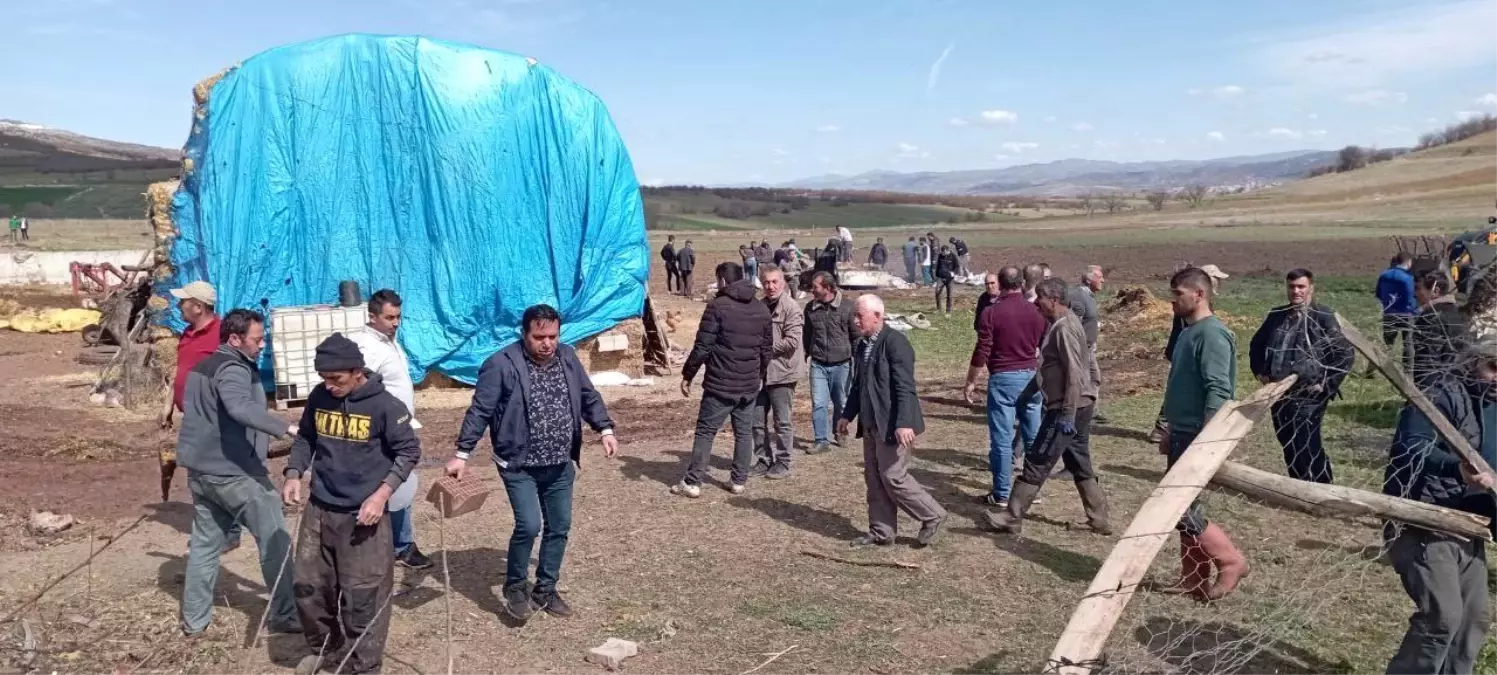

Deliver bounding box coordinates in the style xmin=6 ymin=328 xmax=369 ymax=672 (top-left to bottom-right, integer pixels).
xmin=158 ymin=34 xmax=648 ymax=385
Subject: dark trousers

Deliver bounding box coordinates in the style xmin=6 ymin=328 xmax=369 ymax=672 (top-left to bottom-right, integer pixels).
xmin=752 ymin=383 xmax=796 ymax=468
xmin=294 ymin=500 xmax=394 ymax=675
xmin=1272 ymin=398 xmax=1332 ymax=483
xmin=1166 ymin=429 xmax=1208 ymax=536
xmin=1382 ymin=314 xmax=1415 ymax=371
xmin=680 ymin=270 xmax=694 ymax=296
xmin=862 ymin=433 xmax=946 ymax=541
xmin=685 ymin=392 xmax=756 ymax=486
xmin=1019 ymin=406 xmax=1096 ymax=486
xmin=934 ymin=279 xmax=953 ymax=312
xmin=1386 ymin=528 xmax=1489 ymax=675
xmin=499 ymin=462 xmax=575 ymax=592
xmin=665 ymin=263 xmax=681 ymax=292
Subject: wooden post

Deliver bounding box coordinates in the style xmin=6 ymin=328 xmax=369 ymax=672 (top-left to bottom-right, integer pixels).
xmin=1211 ymin=461 xmax=1492 ymax=541
xmin=1336 ymin=313 xmax=1497 ymax=496
xmin=1044 ymin=377 xmax=1296 ymax=675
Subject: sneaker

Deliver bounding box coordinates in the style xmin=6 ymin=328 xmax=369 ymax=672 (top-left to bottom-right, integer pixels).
xmin=728 ymin=482 xmax=746 ymax=495
xmin=749 ymin=461 xmax=772 ymax=478
xmin=806 ymin=442 xmax=832 ymax=455
xmin=1147 ymin=423 xmax=1166 ymax=444
xmin=833 ymin=432 xmax=847 ymax=447
xmin=914 ymin=515 xmax=945 ymax=548
xmin=398 ymin=545 xmax=434 ymax=570
xmin=982 ymin=493 xmax=1008 ymax=509
xmin=503 ymin=584 xmax=536 ymax=622
xmin=766 ymin=463 xmax=792 ymax=480
xmin=850 ymin=534 xmax=893 ymax=548
xmin=670 ymin=481 xmax=702 ymax=499
xmin=531 ymin=588 xmax=574 ymax=618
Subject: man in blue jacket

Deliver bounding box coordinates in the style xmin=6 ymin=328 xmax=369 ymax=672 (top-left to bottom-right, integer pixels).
xmin=1373 ymin=252 xmax=1418 ymax=376
xmin=1383 ymin=340 xmax=1497 ymax=675
xmin=447 ymin=305 xmax=619 ymax=623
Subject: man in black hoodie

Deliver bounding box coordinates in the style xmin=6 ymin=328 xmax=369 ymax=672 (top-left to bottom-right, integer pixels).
xmin=281 ymin=334 xmax=420 ymax=675
xmin=673 ymin=262 xmax=772 ymax=497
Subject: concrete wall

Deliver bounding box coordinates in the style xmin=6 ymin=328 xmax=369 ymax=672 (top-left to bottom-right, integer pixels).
xmin=0 ymin=250 xmax=149 ymax=286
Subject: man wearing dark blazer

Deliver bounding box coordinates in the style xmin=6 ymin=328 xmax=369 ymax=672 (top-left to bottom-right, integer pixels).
xmin=837 ymin=294 xmax=947 ymax=548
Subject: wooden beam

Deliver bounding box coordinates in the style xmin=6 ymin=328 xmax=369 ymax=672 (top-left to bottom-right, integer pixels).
xmin=1044 ymin=376 xmax=1297 ymax=675
xmin=1335 ymin=313 xmax=1497 ymax=496
xmin=1211 ymin=461 xmax=1491 ymax=541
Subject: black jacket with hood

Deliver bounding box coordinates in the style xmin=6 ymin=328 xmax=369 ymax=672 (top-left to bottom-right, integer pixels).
xmin=286 ymin=372 xmax=421 ymax=512
xmin=683 ymin=279 xmax=772 ymax=399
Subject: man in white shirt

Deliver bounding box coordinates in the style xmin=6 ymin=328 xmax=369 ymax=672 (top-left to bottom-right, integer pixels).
xmin=348 ymin=289 xmax=432 ymax=570
xmin=836 ymin=226 xmax=853 ymax=263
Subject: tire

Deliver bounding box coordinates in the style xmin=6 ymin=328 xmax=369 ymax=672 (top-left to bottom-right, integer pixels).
xmin=76 ymin=347 xmax=119 ymax=366
xmin=80 ymin=324 xmax=104 ymax=347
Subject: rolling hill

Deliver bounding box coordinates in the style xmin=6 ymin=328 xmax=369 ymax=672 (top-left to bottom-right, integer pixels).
xmin=0 ymin=120 xmax=180 ymax=218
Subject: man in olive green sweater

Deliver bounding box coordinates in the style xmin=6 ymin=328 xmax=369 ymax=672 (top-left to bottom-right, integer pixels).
xmin=1157 ymin=267 xmax=1248 ymax=602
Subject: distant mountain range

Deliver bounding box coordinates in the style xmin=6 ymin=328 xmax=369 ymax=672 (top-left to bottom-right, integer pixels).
xmin=0 ymin=120 xmax=178 ymax=176
xmin=781 ymin=150 xmax=1342 ymax=196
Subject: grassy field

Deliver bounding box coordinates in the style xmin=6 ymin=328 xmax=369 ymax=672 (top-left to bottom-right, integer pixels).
xmin=648 ymin=195 xmax=1013 ymax=231
xmin=0 ymin=168 xmax=178 ymax=219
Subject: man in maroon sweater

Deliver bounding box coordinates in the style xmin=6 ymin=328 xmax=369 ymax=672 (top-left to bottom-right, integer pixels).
xmin=964 ymin=267 xmax=1048 ymax=508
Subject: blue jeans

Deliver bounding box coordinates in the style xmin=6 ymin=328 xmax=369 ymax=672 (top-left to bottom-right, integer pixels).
xmin=986 ymin=370 xmax=1042 ymax=500
xmin=389 ymin=506 xmax=414 ymax=555
xmin=500 ymin=462 xmax=575 ymax=592
xmin=810 ymin=360 xmax=852 ymax=444
xmin=1167 ymin=429 xmax=1209 ymax=536
xmin=922 ymin=264 xmax=934 ymax=285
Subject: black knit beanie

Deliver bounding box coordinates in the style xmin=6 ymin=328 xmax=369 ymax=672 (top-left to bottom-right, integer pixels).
xmin=315 ymin=333 xmax=365 ymax=372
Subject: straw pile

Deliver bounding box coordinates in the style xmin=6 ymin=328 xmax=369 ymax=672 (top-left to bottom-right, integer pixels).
xmin=575 ymin=318 xmax=647 ymax=376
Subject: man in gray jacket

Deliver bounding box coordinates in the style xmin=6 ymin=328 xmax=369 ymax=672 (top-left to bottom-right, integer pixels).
xmin=175 ymin=308 xmax=301 ymax=637
xmin=751 ymin=267 xmax=804 ymax=479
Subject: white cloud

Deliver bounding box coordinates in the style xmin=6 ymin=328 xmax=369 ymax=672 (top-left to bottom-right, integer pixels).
xmin=948 ymin=117 xmax=970 ymax=127
xmin=1258 ymin=127 xmax=1305 ymax=140
xmin=993 ymin=154 xmax=1010 ymax=161
xmin=814 ymin=124 xmax=840 ymax=133
xmin=1307 ymin=112 xmax=1319 ymax=120
xmin=1206 ymin=131 xmax=1226 ymax=142
xmin=1308 ymin=129 xmax=1328 ymax=138
xmin=1258 ymin=0 xmax=1497 ymax=87
xmin=927 ymin=43 xmax=955 ymax=93
xmin=1344 ymin=89 xmax=1408 ymax=105
xmin=979 ymin=109 xmax=1019 ymax=125
xmin=1071 ymin=122 xmax=1094 ymax=132
xmin=894 ymin=142 xmax=930 ymax=160
xmin=1477 ymin=93 xmax=1497 ymax=109
xmin=1189 ymin=85 xmax=1246 ymax=99
xmin=897 ymin=142 xmax=919 ymax=153
xmin=1001 ymin=141 xmax=1040 ymax=153
xmin=1456 ymin=110 xmax=1485 ymax=121
xmin=1044 ymin=116 xmax=1058 ymax=123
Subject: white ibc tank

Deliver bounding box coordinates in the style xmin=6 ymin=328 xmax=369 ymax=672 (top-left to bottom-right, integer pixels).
xmin=270 ymin=304 xmax=366 ymax=401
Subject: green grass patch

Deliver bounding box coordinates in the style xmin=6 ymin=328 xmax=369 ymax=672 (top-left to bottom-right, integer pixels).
xmin=738 ymin=598 xmax=839 ymax=632
xmin=0 ymin=186 xmax=82 ymax=212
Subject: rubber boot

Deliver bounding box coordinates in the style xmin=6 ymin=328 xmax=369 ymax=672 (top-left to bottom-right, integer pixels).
xmin=1074 ymin=478 xmax=1113 ymax=535
xmin=1156 ymin=533 xmax=1211 ymax=600
xmin=1197 ymin=522 xmax=1248 ymax=600
xmin=984 ymin=480 xmax=1041 ymax=534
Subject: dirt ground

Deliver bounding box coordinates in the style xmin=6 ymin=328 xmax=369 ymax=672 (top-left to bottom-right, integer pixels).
xmin=0 ymin=234 xmax=1446 ymax=674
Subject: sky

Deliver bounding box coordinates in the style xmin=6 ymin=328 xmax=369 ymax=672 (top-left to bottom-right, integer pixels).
xmin=2 ymin=0 xmax=1495 ymax=186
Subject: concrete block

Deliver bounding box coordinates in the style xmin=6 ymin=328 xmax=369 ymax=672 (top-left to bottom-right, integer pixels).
xmin=586 ymin=638 xmax=638 ymax=671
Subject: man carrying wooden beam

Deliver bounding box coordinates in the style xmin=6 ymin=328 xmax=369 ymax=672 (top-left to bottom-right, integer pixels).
xmin=1157 ymin=267 xmax=1249 ymax=602
xmin=1382 ymin=339 xmax=1497 ymax=675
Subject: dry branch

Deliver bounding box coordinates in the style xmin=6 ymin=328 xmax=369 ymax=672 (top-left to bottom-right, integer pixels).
xmin=1211 ymin=461 xmax=1492 ymax=540
xmin=740 ymin=644 xmax=798 ymax=675
xmin=0 ymin=515 xmax=147 ymax=626
xmin=1044 ymin=376 xmax=1296 ymax=675
xmin=1338 ymin=313 xmax=1497 ymax=495
xmin=799 ymin=550 xmax=921 ymax=570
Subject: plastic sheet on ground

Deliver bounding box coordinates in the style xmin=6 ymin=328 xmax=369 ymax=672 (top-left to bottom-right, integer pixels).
xmin=156 ymin=34 xmax=648 ymax=385
xmin=3 ymin=308 xmax=102 ymax=333
xmin=886 ymin=312 xmax=932 ymax=332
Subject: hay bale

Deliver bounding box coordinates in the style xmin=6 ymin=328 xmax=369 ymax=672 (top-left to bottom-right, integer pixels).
xmin=575 ymin=318 xmax=647 ymax=376
xmin=192 ymin=68 xmax=233 ymax=106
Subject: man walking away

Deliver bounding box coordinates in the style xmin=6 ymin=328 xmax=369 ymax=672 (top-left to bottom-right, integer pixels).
xmin=869 ymin=237 xmax=889 ymax=271
xmin=964 ymin=267 xmax=1047 ymax=508
xmin=1150 ymin=264 xmax=1229 ymax=443
xmin=1023 ymin=264 xmax=1046 ymax=303
xmin=751 ymin=267 xmax=804 ymax=479
xmin=449 ymin=305 xmax=618 ymax=623
xmin=347 ymin=289 xmax=432 ymax=570
xmin=1382 ymin=339 xmax=1496 ymax=675
xmin=1068 ymin=266 xmax=1105 ymax=424
xmin=1410 ymin=272 xmax=1469 ymax=387
xmin=159 ymin=280 xmax=242 ymax=561
xmin=902 ymin=236 xmax=919 ymax=284
xmin=934 ymin=245 xmax=959 ymax=315
xmin=837 ymin=225 xmax=854 ymax=262
xmin=282 ymin=334 xmax=419 ymax=675
xmin=677 ymin=240 xmax=697 ymax=297
xmin=1248 ymin=269 xmax=1354 ymax=483
xmin=985 ymin=278 xmax=1110 ymax=535
xmin=950 ymin=237 xmax=971 ymax=277
xmin=1157 ymin=268 xmax=1248 ymax=602
xmin=803 ymin=271 xmax=860 ymax=454
xmin=1373 ymin=253 xmax=1418 ymax=375
xmin=974 ymin=273 xmax=1000 ymax=332
xmin=919 ymin=237 xmax=934 ymax=286
xmin=673 ymin=263 xmax=772 ymax=497
xmin=838 ymin=294 xmax=947 ymax=548
xmin=739 ymin=245 xmax=759 ymax=281
xmin=176 ymin=309 xmax=300 ymax=637
xmin=661 ymin=235 xmax=679 ymax=294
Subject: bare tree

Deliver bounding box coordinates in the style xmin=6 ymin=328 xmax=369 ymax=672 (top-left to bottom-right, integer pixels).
xmin=1146 ymin=191 xmax=1168 ymax=211
xmin=1079 ymin=192 xmax=1098 ymax=217
xmin=1102 ymin=192 xmax=1127 ymax=214
xmin=1180 ymin=184 xmax=1210 ymax=209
